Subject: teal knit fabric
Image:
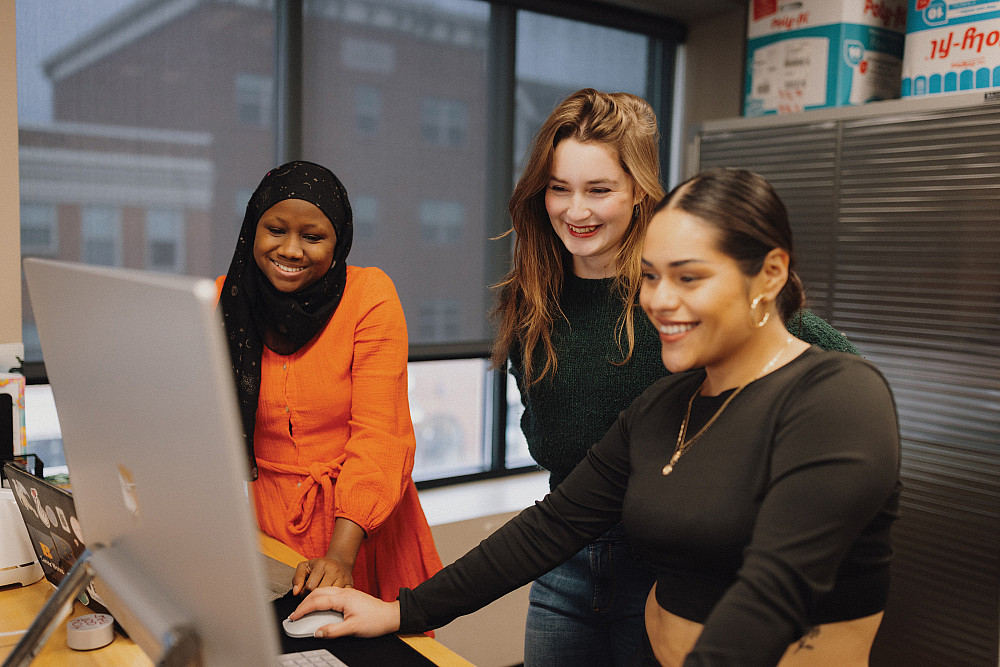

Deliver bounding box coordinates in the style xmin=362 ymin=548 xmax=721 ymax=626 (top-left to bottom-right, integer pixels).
xmin=509 ymin=273 xmax=860 ymax=488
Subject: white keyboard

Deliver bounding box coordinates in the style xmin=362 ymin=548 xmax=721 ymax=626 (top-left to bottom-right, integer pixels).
xmin=277 ymin=648 xmax=349 ymax=666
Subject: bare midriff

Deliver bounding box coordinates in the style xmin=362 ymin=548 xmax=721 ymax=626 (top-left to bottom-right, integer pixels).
xmin=644 ymin=584 xmax=884 ymax=666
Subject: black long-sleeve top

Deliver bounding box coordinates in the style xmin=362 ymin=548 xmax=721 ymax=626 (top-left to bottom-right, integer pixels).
xmin=399 ymin=347 xmax=901 ymax=665
xmin=509 ymin=272 xmax=862 ymax=490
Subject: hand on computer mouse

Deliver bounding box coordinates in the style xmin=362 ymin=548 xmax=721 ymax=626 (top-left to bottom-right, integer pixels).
xmin=281 ymin=608 xmax=344 ymax=638
xmin=289 ymin=586 xmax=401 ymax=639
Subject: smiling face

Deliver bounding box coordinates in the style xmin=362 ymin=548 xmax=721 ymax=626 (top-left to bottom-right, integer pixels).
xmin=253 ymin=198 xmax=338 ymax=293
xmin=544 ymin=138 xmax=639 ymax=278
xmin=639 ymin=205 xmax=764 ymax=381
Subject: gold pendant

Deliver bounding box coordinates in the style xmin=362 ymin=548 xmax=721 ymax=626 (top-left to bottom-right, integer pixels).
xmin=662 ymin=464 xmax=673 ymax=476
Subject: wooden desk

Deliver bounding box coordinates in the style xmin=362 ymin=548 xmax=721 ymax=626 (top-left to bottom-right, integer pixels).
xmin=0 ymin=533 xmax=472 ymax=666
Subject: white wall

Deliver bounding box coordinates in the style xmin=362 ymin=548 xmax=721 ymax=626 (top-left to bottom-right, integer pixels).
xmin=678 ymin=6 xmax=747 ymax=177
xmin=1 ymin=0 xmax=21 ymax=352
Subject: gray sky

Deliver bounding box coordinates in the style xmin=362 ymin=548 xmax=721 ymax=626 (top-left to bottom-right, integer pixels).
xmin=16 ymin=0 xmax=136 ymax=122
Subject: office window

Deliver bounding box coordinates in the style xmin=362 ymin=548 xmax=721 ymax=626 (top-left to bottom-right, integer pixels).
xmin=236 ymin=72 xmax=274 ymax=127
xmin=17 ymin=0 xmax=276 ymax=363
xmin=145 ymin=208 xmax=185 ymax=273
xmin=409 ymin=358 xmax=489 ymax=479
xmin=354 ymin=85 xmax=381 ymax=137
xmin=514 ymin=11 xmax=649 ymax=172
xmin=418 ymin=199 xmax=464 ymax=244
xmin=17 ymin=0 xmax=678 ymax=486
xmin=24 ymin=385 xmax=66 ymax=473
xmin=235 ymin=187 xmax=255 ymax=218
xmin=21 ymin=359 xmax=493 ymax=480
xmin=352 ymin=194 xmax=378 ymax=243
xmin=20 ymin=202 xmax=58 ymax=256
xmin=81 ymin=205 xmax=122 ymax=266
xmin=421 ymin=96 xmax=468 ymax=147
xmin=304 ymin=0 xmax=489 ymax=350
xmin=505 ymin=370 xmax=532 ymax=467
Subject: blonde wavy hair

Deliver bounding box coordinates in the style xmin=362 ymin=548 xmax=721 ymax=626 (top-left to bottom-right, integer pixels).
xmin=490 ymin=88 xmax=664 ymax=384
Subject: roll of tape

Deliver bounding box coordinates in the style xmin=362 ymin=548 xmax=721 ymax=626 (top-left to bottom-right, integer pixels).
xmin=66 ymin=613 xmax=115 ymax=651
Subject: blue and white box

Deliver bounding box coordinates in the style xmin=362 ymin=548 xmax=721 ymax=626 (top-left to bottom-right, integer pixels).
xmin=745 ymin=0 xmax=908 ymax=116
xmin=902 ymin=0 xmax=1000 ymax=97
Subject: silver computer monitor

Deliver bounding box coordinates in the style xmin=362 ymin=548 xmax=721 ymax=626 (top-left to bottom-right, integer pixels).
xmin=23 ymin=258 xmax=282 ymax=665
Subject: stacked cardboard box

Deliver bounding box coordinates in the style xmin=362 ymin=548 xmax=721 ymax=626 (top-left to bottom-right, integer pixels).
xmin=902 ymin=0 xmax=1000 ymax=97
xmin=744 ymin=0 xmax=908 ymax=116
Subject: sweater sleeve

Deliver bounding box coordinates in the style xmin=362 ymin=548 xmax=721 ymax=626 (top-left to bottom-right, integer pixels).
xmin=397 ymin=405 xmax=633 ymax=633
xmin=684 ymin=359 xmax=900 ymax=665
xmin=333 ymin=268 xmax=416 ymax=535
xmin=787 ymin=309 xmax=860 ymax=355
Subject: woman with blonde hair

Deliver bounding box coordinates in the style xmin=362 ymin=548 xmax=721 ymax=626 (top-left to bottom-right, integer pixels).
xmin=488 ymin=90 xmax=859 ymax=665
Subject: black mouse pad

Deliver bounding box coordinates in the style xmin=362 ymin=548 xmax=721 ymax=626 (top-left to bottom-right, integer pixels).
xmin=272 ymin=591 xmax=437 ymax=666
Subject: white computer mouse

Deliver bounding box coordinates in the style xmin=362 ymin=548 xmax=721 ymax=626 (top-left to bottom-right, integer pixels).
xmin=281 ymin=609 xmax=345 ymax=638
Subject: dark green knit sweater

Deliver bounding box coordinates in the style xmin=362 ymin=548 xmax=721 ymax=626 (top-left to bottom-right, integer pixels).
xmin=509 ymin=272 xmax=860 ymax=488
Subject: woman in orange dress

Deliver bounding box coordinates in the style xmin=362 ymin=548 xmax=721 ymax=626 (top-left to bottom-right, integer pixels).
xmin=217 ymin=161 xmax=442 ymax=601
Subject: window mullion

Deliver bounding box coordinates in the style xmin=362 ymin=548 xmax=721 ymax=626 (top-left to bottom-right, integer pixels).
xmin=274 ymin=0 xmax=303 ymax=164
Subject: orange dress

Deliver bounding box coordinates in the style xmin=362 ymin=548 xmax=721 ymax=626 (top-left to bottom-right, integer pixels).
xmin=215 ymin=266 xmax=442 ymax=601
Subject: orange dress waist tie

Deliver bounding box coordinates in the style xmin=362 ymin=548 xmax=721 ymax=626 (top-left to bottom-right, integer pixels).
xmin=256 ymin=459 xmax=345 ymax=536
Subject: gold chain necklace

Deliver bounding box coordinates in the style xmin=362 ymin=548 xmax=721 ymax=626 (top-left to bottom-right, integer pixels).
xmin=662 ymin=336 xmax=794 ymax=476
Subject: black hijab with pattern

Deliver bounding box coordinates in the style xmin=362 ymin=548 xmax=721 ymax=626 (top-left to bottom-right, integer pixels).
xmin=219 ymin=161 xmax=353 ymax=478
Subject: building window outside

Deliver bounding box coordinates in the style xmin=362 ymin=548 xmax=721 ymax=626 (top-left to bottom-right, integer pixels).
xmin=235 ymin=72 xmax=273 ymax=126
xmin=21 ymin=202 xmax=58 ymax=256
xmin=353 ymin=194 xmax=377 ymax=242
xmin=81 ymin=205 xmax=122 ymax=266
xmin=421 ymin=97 xmax=468 ymax=147
xmin=341 ymin=37 xmax=396 ymax=74
xmin=354 ymin=85 xmax=381 ymax=137
xmin=418 ymin=199 xmax=463 ymax=244
xmin=145 ymin=208 xmax=185 ymax=273
xmin=417 ymin=298 xmax=460 ymax=342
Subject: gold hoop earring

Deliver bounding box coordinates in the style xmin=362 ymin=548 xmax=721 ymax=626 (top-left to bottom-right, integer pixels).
xmin=751 ymin=294 xmax=769 ymax=328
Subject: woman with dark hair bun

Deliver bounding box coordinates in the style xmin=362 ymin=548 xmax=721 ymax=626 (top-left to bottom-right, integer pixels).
xmin=289 ymin=168 xmax=901 ymax=667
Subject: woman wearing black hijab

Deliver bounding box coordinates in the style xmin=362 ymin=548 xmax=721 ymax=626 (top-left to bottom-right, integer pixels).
xmin=218 ymin=161 xmax=442 ymax=602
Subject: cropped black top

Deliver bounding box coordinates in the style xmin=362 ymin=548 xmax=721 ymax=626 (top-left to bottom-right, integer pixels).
xmin=399 ymin=347 xmax=901 ymax=665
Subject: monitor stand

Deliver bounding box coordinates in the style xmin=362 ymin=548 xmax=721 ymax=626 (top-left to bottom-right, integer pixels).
xmin=2 ymin=548 xmax=201 ymax=667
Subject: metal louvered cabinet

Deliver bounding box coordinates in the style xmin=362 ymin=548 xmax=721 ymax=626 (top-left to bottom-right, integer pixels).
xmin=694 ymin=93 xmax=1000 ymax=667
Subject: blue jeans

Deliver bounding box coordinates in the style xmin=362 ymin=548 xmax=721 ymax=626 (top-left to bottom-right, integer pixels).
xmin=523 ymin=524 xmax=655 ymax=667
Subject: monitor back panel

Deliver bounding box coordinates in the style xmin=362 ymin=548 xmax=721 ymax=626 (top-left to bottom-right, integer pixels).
xmin=24 ymin=258 xmax=281 ymax=665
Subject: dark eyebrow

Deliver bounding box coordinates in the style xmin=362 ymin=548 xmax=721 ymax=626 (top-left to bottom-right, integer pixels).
xmin=549 ymin=176 xmax=619 ymax=186
xmin=300 ymin=224 xmax=330 ymax=233
xmin=640 ymin=258 xmax=707 ymax=268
